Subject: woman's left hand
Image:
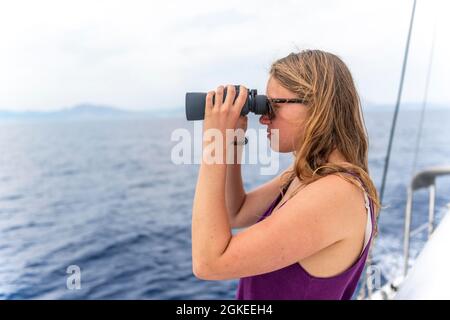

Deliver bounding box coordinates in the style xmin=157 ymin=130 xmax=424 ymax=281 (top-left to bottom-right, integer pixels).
xmin=203 ymin=85 xmax=248 ymax=136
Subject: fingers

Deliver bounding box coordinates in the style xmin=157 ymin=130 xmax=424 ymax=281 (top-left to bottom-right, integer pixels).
xmin=205 ymin=90 xmax=215 ymax=116
xmin=209 ymin=84 xmax=247 ymax=116
xmin=223 ymin=85 xmax=236 ymax=106
xmin=234 ymin=85 xmax=248 ymax=109
xmin=214 ymin=85 xmax=224 ymax=109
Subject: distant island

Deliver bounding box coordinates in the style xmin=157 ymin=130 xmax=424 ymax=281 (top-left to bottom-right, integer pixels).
xmin=0 ymin=102 xmax=447 ymax=121
xmin=0 ymin=103 xmax=184 ymax=120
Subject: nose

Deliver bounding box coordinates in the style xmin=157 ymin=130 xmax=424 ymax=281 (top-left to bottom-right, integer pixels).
xmin=259 ymin=114 xmax=271 ymax=125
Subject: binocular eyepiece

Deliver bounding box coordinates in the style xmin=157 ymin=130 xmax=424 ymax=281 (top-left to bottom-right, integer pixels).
xmin=185 ymin=85 xmax=269 ymax=121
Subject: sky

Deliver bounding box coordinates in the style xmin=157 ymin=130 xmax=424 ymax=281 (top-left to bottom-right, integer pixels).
xmin=0 ymin=0 xmax=449 ymax=112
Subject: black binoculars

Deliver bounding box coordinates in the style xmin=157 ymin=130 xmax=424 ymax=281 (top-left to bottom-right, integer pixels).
xmin=185 ymin=85 xmax=269 ymax=121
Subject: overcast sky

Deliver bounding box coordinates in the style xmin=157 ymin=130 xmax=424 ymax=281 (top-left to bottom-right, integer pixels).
xmin=0 ymin=0 xmax=448 ymax=112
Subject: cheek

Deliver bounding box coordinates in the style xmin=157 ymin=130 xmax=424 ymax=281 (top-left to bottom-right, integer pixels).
xmin=272 ymin=111 xmax=307 ymax=148
xmin=282 ymin=108 xmax=307 ymax=129
xmin=279 ymin=121 xmax=301 ymax=138
xmin=283 ymin=123 xmax=305 ymax=148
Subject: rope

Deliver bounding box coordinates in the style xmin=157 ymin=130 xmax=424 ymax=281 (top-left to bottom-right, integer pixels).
xmin=411 ymin=23 xmax=436 ymax=176
xmin=378 ymin=0 xmax=417 ymax=206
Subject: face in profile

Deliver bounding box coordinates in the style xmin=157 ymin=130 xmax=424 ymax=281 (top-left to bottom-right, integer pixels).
xmin=260 ymin=76 xmax=309 ymax=153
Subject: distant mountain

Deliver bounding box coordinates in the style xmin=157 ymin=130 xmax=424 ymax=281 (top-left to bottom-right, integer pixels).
xmin=0 ymin=102 xmax=447 ymax=121
xmin=57 ymin=103 xmax=128 ymax=116
xmin=0 ymin=104 xmax=184 ymax=120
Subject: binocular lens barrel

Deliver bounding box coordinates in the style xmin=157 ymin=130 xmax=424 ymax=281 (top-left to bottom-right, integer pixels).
xmin=185 ymin=85 xmax=268 ymax=120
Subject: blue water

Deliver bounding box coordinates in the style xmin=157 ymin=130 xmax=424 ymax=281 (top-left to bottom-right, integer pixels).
xmin=1 ymin=107 xmax=450 ymax=299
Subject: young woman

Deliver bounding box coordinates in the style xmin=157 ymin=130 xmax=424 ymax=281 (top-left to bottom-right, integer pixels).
xmin=191 ymin=49 xmax=381 ymax=300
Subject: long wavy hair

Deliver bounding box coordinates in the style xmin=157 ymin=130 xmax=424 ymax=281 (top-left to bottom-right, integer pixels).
xmin=270 ymin=49 xmax=381 ymax=231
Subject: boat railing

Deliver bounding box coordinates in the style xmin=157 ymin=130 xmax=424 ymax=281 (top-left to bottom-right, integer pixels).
xmin=403 ymin=166 xmax=450 ymax=277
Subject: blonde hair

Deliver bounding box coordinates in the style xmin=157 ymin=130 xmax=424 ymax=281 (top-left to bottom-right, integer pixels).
xmin=270 ymin=49 xmax=381 ymax=232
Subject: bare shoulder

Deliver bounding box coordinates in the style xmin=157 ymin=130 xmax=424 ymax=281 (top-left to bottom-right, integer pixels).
xmin=323 ymin=173 xmax=368 ymax=206
xmin=299 ymin=173 xmax=364 ymax=201
xmin=288 ymin=173 xmax=367 ymax=233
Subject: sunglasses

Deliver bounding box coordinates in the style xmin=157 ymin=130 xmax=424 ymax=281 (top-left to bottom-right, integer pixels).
xmin=266 ymin=98 xmax=306 ymax=120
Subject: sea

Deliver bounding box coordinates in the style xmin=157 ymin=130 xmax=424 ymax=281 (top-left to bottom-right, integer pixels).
xmin=1 ymin=106 xmax=449 ymax=299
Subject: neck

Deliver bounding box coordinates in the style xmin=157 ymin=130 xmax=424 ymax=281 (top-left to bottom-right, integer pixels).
xmin=328 ymin=148 xmax=348 ymax=164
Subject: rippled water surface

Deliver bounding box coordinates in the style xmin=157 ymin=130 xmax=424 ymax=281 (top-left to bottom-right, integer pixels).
xmin=1 ymin=108 xmax=449 ymax=299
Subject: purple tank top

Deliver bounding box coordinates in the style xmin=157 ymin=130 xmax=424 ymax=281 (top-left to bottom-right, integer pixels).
xmin=236 ymin=172 xmax=375 ymax=300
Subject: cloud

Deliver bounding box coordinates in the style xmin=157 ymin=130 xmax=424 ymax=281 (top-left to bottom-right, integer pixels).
xmin=0 ymin=0 xmax=448 ymax=111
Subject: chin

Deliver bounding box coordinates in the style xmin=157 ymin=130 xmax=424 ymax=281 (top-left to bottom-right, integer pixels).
xmin=275 ymin=147 xmax=294 ymax=153
xmin=268 ymin=139 xmax=292 ymax=153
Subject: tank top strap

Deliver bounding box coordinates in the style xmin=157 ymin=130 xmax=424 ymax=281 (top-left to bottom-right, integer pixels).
xmin=282 ymin=179 xmax=292 ymax=193
xmin=341 ymin=170 xmax=375 ymax=248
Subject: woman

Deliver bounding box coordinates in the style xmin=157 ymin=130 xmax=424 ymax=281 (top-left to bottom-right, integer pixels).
xmin=191 ymin=49 xmax=381 ymax=300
